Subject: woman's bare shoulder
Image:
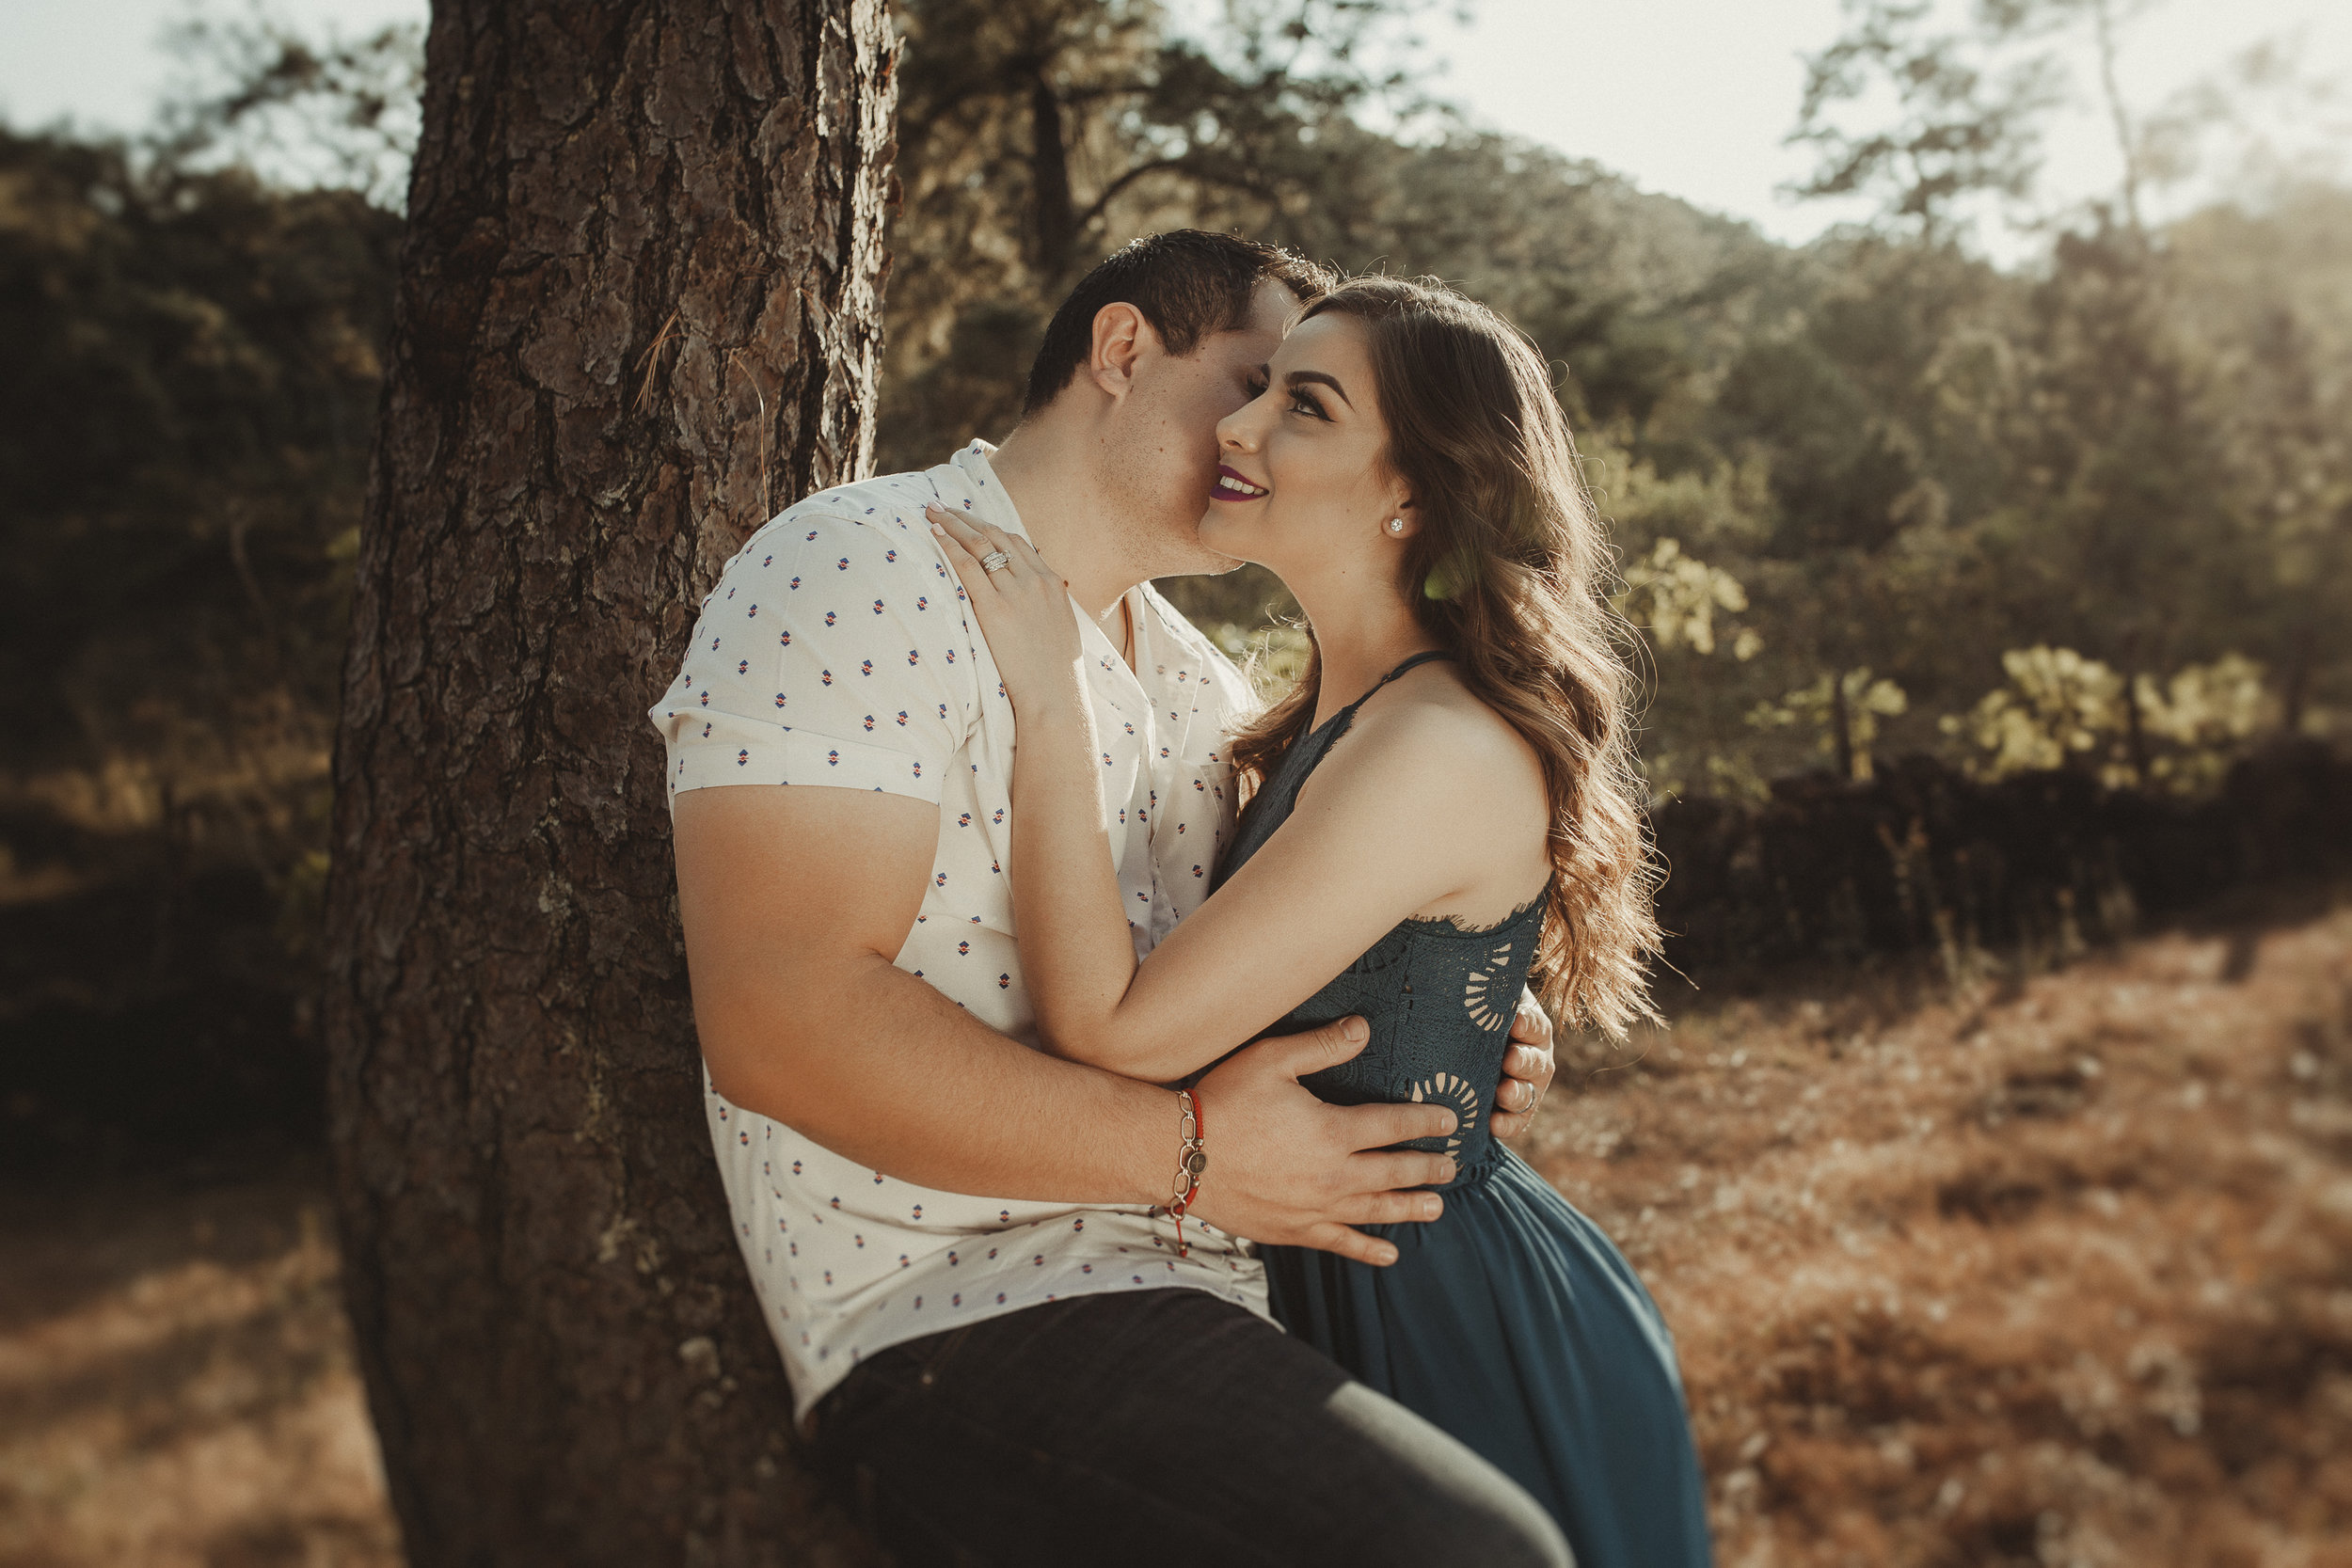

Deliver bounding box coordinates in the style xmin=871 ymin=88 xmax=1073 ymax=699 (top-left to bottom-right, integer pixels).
xmin=1335 ymin=666 xmax=1549 ymax=826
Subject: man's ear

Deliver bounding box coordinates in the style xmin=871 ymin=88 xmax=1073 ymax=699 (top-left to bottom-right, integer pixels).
xmin=1087 ymin=302 xmax=1156 ymax=403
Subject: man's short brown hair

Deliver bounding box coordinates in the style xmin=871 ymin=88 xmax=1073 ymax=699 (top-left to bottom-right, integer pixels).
xmin=1022 ymin=230 xmax=1331 ymax=415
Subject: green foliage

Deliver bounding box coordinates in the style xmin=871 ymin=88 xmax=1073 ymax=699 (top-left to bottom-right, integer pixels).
xmin=876 ymin=0 xmax=1459 ymax=471
xmin=1945 ymin=644 xmax=2132 ymax=778
xmin=0 ymin=125 xmax=397 ymax=893
xmin=1789 ymin=0 xmax=2064 ymax=238
xmin=1613 ymin=538 xmax=1758 ymax=661
xmin=154 ymin=10 xmax=423 ymax=210
xmin=1944 ymin=646 xmax=2280 ymax=791
xmin=2 ymin=0 xmax=2344 ymax=865
xmin=875 ymin=0 xmax=1772 ymax=472
xmin=1749 ymin=668 xmax=1911 ymax=780
xmin=2161 ymin=188 xmax=2352 ymax=733
xmin=3 ymin=0 xmax=2341 ymax=1176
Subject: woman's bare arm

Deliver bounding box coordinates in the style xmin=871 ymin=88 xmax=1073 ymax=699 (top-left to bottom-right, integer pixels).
xmin=1005 ymin=692 xmax=1170 ymax=1063
xmin=930 ymin=504 xmax=1553 ymax=1091
xmin=1046 ymin=701 xmax=1544 ymax=1080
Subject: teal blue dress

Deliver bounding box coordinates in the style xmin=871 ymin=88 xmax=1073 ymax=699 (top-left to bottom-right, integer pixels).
xmin=1213 ymin=652 xmax=1714 ymax=1566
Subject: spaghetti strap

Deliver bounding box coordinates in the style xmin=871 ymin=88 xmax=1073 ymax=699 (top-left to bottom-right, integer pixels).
xmin=1223 ymin=647 xmax=1465 ymax=877
xmin=1332 ymin=649 xmax=1456 ymax=725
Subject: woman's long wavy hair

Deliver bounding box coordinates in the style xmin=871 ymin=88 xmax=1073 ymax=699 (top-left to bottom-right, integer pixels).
xmin=1226 ymin=276 xmax=1662 ymax=1037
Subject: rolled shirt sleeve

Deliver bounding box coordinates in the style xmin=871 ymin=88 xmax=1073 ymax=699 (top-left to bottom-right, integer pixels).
xmin=651 ymin=507 xmax=977 ymax=805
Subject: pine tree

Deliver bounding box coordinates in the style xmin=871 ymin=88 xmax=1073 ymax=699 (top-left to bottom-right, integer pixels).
xmin=320 ymin=3 xmax=895 ymax=1559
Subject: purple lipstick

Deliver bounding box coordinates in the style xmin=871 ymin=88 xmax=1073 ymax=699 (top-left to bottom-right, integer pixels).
xmin=1210 ymin=465 xmax=1269 ymax=502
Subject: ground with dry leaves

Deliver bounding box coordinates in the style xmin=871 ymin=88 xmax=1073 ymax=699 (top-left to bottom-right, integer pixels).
xmin=3 ymin=899 xmax=2345 ymax=1566
xmin=0 ymin=1161 xmax=402 ymax=1567
xmin=1534 ymin=895 xmax=2352 ymax=1567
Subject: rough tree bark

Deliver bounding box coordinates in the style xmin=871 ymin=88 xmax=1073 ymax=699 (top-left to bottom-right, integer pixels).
xmin=321 ymin=3 xmax=894 ymax=1562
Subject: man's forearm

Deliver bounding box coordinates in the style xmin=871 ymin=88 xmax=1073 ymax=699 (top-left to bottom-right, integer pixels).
xmin=698 ymin=949 xmax=1178 ymax=1208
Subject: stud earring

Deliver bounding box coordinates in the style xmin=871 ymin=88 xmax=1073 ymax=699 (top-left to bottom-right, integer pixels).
xmin=1386 ymin=517 xmax=1406 ymax=535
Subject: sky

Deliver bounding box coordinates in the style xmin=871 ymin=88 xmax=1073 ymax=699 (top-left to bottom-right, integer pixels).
xmin=3 ymin=0 xmax=2345 ymax=257
xmin=1417 ymin=0 xmax=2350 ymax=252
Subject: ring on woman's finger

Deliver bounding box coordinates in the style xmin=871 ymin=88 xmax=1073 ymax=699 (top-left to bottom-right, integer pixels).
xmin=978 ymin=550 xmax=1013 ymax=574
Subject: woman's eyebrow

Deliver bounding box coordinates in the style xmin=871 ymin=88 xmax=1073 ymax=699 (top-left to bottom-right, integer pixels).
xmin=1283 ymin=369 xmax=1354 ymax=408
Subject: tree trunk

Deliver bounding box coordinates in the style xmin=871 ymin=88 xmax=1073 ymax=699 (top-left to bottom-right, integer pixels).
xmin=1025 ymin=61 xmax=1077 ymax=279
xmin=1828 ymin=669 xmax=1856 ymax=784
xmin=2089 ymin=0 xmax=2145 ymax=241
xmin=2281 ymin=623 xmax=2313 ymax=736
xmin=321 ymin=4 xmax=895 ymax=1563
xmin=2122 ymin=667 xmax=2151 ymax=787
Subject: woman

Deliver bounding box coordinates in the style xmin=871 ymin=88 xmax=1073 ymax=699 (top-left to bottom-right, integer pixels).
xmin=927 ymin=276 xmax=1712 ymax=1565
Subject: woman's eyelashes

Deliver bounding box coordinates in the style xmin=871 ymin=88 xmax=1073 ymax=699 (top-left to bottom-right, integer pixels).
xmin=1240 ymin=370 xmax=1329 ymax=420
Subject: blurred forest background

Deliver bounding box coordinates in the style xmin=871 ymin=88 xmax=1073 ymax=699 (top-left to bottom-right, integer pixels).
xmin=1 ymin=0 xmax=2348 ymax=1560
xmin=4 ymin=0 xmax=2345 ymax=1170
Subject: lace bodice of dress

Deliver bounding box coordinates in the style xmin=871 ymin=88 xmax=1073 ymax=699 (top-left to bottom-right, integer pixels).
xmin=1208 ymin=655 xmax=1548 ymax=1187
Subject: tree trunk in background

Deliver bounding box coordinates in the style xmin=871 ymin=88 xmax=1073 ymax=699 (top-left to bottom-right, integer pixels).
xmin=1025 ymin=63 xmax=1077 ymax=279
xmin=321 ymin=3 xmax=894 ymax=1562
xmin=1829 ymin=670 xmax=1856 ymax=784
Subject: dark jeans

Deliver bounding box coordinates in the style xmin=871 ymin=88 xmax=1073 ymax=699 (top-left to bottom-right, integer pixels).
xmin=809 ymin=1288 xmax=1572 ymax=1568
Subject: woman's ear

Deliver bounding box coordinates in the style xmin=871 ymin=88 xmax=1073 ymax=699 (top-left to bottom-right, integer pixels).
xmin=1383 ymin=497 xmax=1420 ymax=539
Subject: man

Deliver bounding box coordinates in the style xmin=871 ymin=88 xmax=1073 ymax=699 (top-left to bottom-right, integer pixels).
xmin=654 ymin=231 xmax=1569 ymax=1565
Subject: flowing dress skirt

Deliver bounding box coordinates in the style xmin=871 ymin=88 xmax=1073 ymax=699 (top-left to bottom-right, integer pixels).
xmin=1263 ymin=1148 xmax=1714 ymax=1567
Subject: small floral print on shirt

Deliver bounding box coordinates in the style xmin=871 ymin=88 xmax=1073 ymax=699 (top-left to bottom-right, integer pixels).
xmin=656 ymin=442 xmax=1264 ymax=1426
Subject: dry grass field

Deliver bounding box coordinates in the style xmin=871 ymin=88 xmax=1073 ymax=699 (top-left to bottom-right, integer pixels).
xmin=1534 ymin=896 xmax=2352 ymax=1568
xmin=1 ymin=899 xmax=2344 ymax=1566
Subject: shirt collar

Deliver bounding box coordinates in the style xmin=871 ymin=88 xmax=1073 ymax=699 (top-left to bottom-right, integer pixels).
xmin=934 ymin=437 xmax=1203 ymax=711
xmin=934 ymin=439 xmax=1031 ymax=544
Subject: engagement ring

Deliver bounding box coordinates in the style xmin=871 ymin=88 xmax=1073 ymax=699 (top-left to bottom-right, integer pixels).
xmin=979 ymin=550 xmax=1012 ymax=573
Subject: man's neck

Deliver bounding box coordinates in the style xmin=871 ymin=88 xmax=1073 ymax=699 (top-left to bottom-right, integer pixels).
xmin=985 ymin=424 xmax=1139 ymax=627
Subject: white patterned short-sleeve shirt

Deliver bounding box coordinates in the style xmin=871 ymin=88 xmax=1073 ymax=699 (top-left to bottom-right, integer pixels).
xmin=651 ymin=440 xmax=1269 ymax=1424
